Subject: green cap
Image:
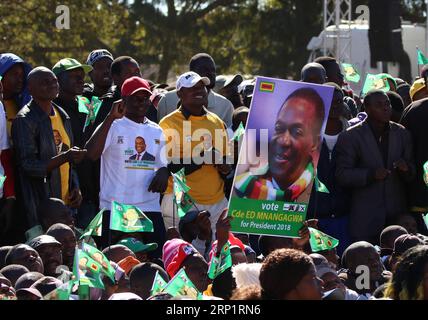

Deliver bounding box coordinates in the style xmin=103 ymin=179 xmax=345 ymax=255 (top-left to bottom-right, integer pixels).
xmin=52 ymin=58 xmax=93 ymax=76
xmin=118 ymin=237 xmax=158 ymax=254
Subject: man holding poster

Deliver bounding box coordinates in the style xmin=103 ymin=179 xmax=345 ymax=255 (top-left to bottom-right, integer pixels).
xmin=228 ymin=78 xmax=333 ymax=238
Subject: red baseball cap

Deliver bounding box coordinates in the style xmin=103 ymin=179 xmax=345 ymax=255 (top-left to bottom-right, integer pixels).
xmin=162 ymin=238 xmax=198 ymax=278
xmin=121 ymin=76 xmax=152 ymax=97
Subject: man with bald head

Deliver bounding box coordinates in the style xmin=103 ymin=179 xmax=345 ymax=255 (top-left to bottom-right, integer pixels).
xmin=300 ymin=62 xmax=327 ymax=84
xmin=339 ymin=241 xmax=389 ymax=295
xmin=379 ymin=225 xmax=408 ymax=256
xmin=12 ymin=67 xmax=86 ymax=240
xmin=336 ymin=90 xmax=415 ymax=243
xmin=46 ymin=223 xmax=76 ymax=270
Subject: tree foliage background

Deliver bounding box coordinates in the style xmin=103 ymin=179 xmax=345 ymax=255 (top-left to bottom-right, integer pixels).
xmin=0 ymin=0 xmax=425 ymax=83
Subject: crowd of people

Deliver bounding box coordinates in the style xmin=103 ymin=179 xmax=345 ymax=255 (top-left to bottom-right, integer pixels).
xmin=0 ymin=49 xmax=428 ymax=301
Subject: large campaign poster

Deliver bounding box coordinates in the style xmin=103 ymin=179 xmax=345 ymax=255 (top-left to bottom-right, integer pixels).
xmin=228 ymin=77 xmax=334 ymax=238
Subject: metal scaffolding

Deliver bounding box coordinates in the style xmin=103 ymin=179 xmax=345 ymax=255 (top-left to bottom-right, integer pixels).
xmin=323 ymin=0 xmax=352 ymax=62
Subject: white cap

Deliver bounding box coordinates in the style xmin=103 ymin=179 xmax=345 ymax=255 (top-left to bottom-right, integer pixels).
xmin=108 ymin=292 xmax=143 ymax=300
xmin=176 ymin=71 xmax=210 ymax=91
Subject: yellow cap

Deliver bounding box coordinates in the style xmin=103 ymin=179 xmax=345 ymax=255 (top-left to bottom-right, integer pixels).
xmin=410 ymin=78 xmax=426 ymax=101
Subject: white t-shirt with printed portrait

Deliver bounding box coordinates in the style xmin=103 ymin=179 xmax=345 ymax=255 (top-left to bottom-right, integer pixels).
xmin=100 ymin=117 xmax=167 ymax=212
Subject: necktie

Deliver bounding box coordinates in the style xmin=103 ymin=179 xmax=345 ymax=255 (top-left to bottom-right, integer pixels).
xmin=137 ymin=154 xmax=140 ymax=160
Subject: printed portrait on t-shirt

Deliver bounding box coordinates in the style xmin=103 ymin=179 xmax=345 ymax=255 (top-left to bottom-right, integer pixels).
xmin=53 ymin=129 xmax=69 ymax=155
xmin=128 ymin=136 xmax=155 ymax=161
xmin=100 ymin=120 xmax=167 ymax=212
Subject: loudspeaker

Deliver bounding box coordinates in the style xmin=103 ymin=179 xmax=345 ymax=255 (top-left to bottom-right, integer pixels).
xmin=368 ymin=0 xmax=404 ymax=63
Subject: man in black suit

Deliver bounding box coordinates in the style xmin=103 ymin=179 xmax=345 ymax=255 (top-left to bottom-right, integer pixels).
xmin=335 ymin=90 xmax=415 ymax=244
xmin=129 ymin=136 xmax=155 ymax=161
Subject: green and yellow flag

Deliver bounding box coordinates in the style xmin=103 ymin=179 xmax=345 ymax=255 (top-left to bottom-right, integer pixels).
xmin=72 ymin=243 xmax=115 ymax=289
xmin=163 ymin=268 xmax=202 ymax=300
xmin=417 ymin=49 xmax=428 ymax=65
xmin=173 ymin=168 xmax=189 ymax=193
xmin=309 ymin=227 xmax=339 ymax=252
xmin=362 ymin=73 xmax=390 ymax=95
xmin=110 ymin=201 xmax=154 ymax=233
xmin=80 ymin=209 xmax=104 ymax=239
xmin=150 ymin=271 xmax=168 ymax=296
xmin=208 ymin=241 xmax=232 ymax=280
xmin=341 ymin=63 xmax=361 ymax=83
xmin=172 ymin=169 xmax=195 ymax=218
xmin=81 ymin=243 xmax=115 ymax=282
xmin=72 ymin=246 xmax=104 ymax=289
xmin=77 ymin=96 xmax=103 ymax=128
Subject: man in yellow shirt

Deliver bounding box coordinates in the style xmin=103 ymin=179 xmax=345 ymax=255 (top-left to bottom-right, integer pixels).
xmin=12 ymin=67 xmax=86 ymax=240
xmin=159 ymin=71 xmax=231 ymax=240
